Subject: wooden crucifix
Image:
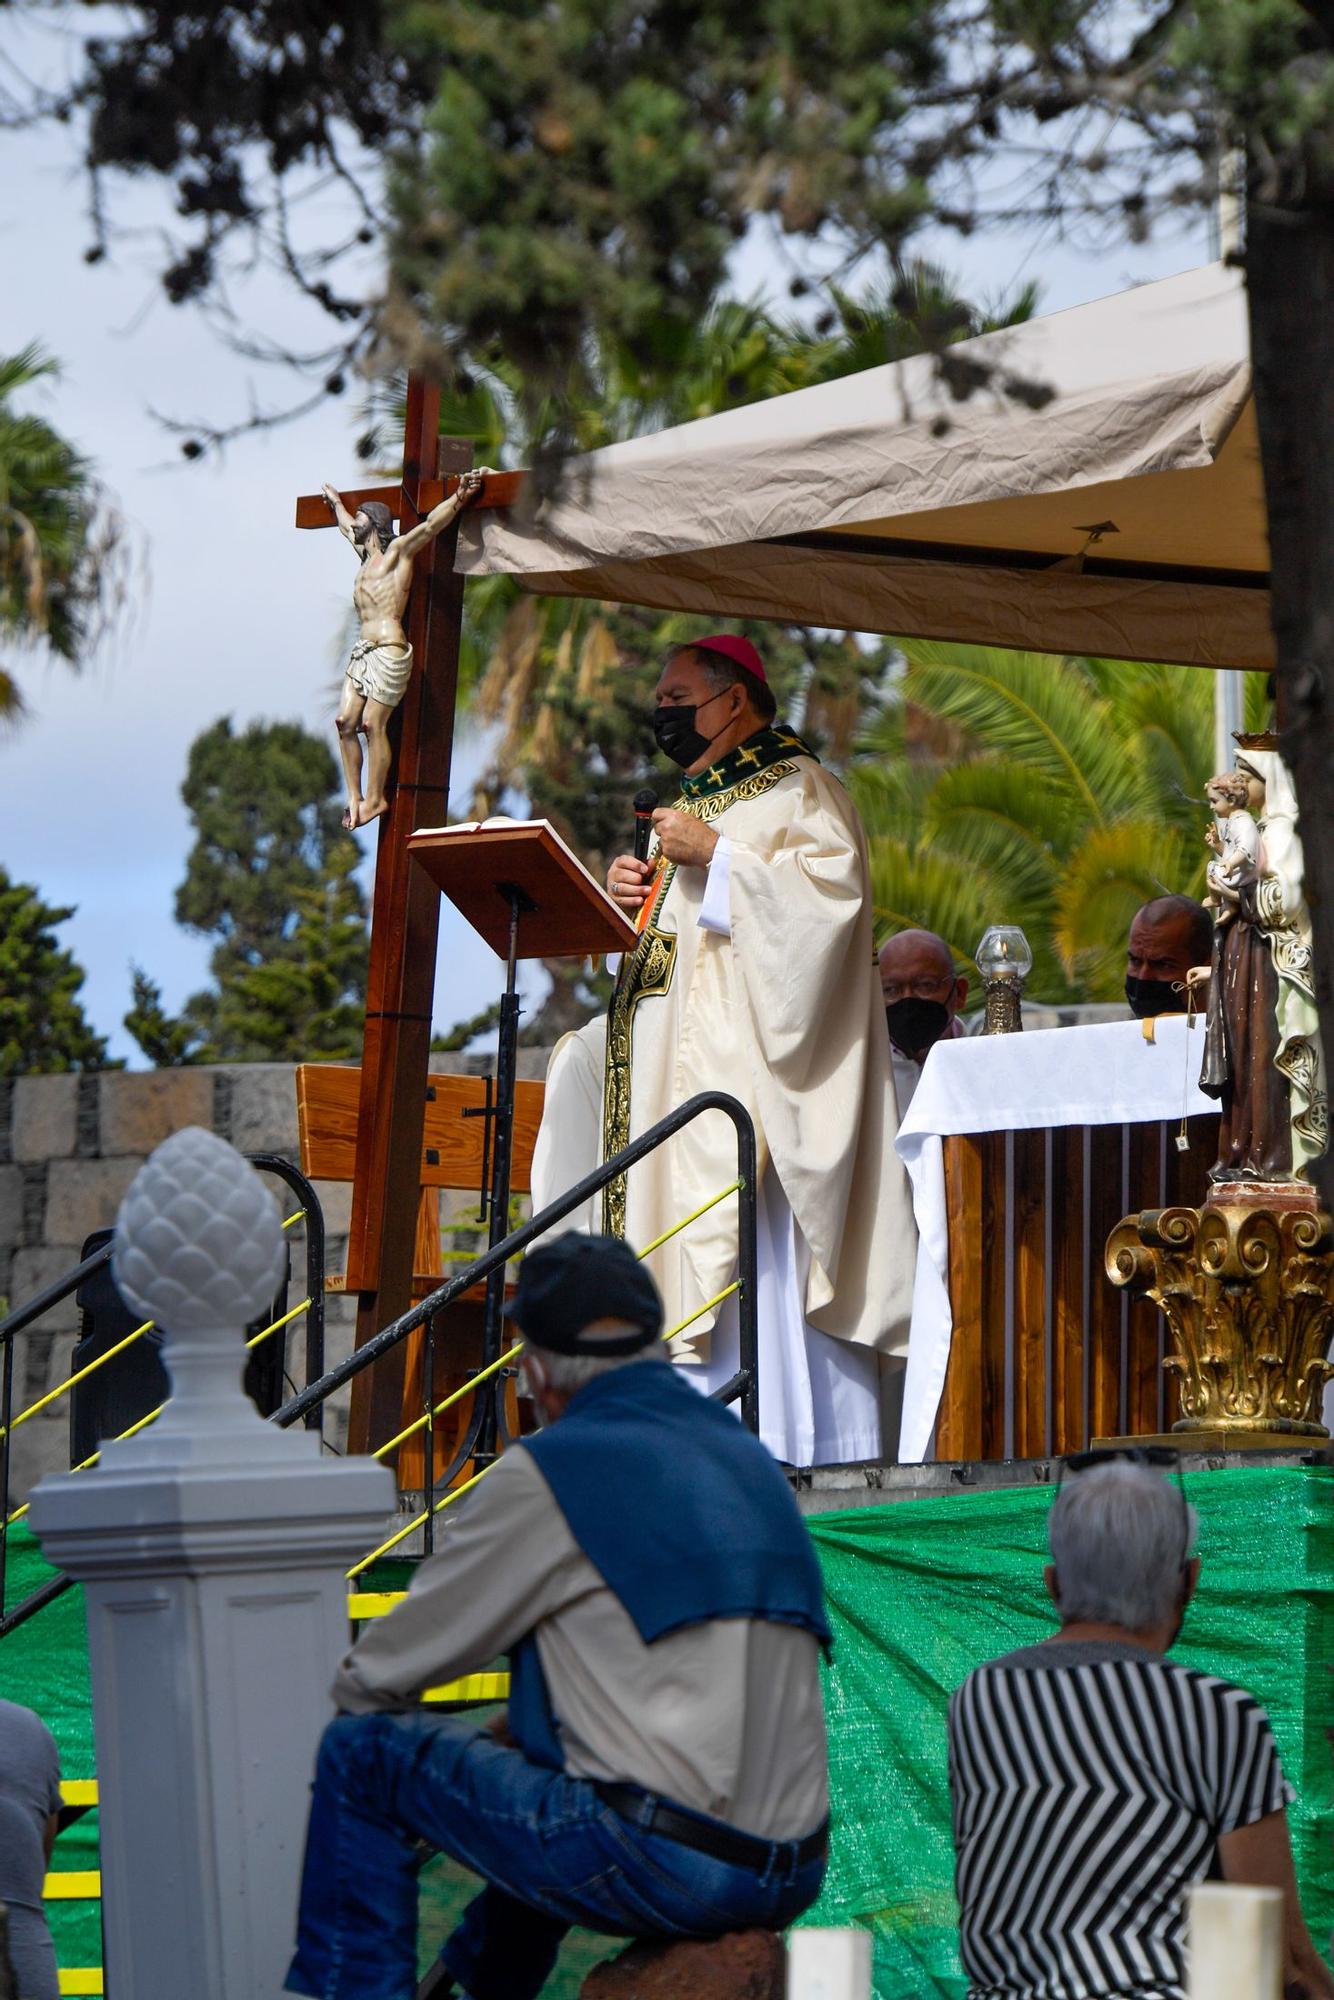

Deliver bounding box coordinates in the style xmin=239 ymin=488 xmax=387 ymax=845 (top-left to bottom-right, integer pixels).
xmin=294 ymin=373 xmax=522 ymax=1453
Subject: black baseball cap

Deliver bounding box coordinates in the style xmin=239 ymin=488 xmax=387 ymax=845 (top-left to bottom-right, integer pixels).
xmin=503 ymin=1233 xmax=663 ymax=1355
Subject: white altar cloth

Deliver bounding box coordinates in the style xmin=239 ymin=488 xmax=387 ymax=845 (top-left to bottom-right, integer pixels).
xmin=895 ymin=1016 xmax=1216 ymax=1463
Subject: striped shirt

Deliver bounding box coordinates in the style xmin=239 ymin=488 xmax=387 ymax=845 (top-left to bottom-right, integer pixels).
xmin=948 ymin=1640 xmax=1293 ymax=2000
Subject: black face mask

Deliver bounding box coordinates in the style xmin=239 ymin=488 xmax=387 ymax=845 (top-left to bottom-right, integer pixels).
xmin=886 ymin=997 xmax=951 ymax=1058
xmin=651 ymin=690 xmax=730 ymax=769
xmin=1125 ymin=974 xmax=1182 ymax=1019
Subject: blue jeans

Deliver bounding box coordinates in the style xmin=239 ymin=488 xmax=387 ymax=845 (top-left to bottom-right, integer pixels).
xmin=285 ymin=1712 xmax=827 ymax=2000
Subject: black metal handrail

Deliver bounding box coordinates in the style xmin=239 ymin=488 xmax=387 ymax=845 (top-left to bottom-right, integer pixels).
xmin=273 ymin=1090 xmax=759 ymax=1440
xmin=0 ymin=1094 xmax=758 ymax=1640
xmin=0 ymin=1244 xmax=112 ymax=1347
xmin=246 ymin=1155 xmax=327 ymax=1436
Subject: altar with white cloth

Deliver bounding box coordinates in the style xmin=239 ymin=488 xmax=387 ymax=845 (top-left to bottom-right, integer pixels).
xmin=895 ymin=1015 xmax=1219 ymax=1464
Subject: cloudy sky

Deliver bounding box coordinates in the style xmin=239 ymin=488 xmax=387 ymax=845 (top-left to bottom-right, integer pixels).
xmin=2 ymin=44 xmax=1211 ymax=1066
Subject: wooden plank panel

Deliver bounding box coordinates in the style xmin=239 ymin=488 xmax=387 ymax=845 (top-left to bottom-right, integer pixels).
xmin=297 ymin=1065 xmax=544 ymax=1194
xmin=1088 ymin=1124 xmax=1127 ymax=1440
xmin=979 ymin=1130 xmax=1008 ymax=1461
xmin=1165 ymin=1112 xmax=1219 ymax=1210
xmin=1126 ymin=1122 xmax=1166 ymax=1435
xmin=937 ymin=1135 xmax=985 ymax=1460
xmin=1049 ymin=1127 xmax=1087 ymax=1454
xmin=1012 ymin=1127 xmax=1047 ymax=1459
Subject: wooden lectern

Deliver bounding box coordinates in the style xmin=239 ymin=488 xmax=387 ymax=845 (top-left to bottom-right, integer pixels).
xmin=408 ymin=819 xmax=637 ymax=1468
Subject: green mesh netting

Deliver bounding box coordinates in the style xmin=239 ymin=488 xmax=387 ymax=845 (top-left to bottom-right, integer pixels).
xmin=803 ymin=1464 xmax=1334 ymax=1997
xmin=4 ymin=1464 xmax=1331 ymax=1998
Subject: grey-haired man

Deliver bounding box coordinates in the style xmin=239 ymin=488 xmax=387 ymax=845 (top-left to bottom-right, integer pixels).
xmin=286 ymin=1234 xmax=830 ymax=2000
xmin=948 ymin=1457 xmax=1332 ymax=2000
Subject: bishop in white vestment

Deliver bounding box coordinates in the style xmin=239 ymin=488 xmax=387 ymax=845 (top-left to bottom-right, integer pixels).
xmin=531 ymin=636 xmax=915 ymax=1465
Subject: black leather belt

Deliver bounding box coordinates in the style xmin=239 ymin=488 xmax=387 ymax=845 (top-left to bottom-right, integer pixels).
xmin=593 ymin=1783 xmax=828 ymax=1873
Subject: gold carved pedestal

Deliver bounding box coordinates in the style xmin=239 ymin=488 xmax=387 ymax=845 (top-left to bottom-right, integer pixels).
xmin=1105 ymin=1186 xmax=1334 ymax=1443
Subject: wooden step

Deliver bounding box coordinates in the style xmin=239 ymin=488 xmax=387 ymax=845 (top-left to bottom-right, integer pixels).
xmin=581 ymin=1931 xmax=785 ymax=1998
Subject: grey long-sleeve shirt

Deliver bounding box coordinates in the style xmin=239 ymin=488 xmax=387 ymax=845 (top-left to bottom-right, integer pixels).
xmin=334 ymin=1445 xmax=829 ymax=1841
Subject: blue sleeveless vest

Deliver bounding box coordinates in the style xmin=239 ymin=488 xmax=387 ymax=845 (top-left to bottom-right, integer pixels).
xmin=507 ymin=1364 xmax=831 ymax=1770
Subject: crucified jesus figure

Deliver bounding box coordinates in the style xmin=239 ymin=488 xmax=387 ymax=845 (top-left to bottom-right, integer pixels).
xmin=322 ymin=469 xmax=489 ymax=828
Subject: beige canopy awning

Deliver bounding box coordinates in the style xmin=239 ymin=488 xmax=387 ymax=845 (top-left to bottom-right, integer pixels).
xmin=458 ymin=263 xmax=1270 ymax=669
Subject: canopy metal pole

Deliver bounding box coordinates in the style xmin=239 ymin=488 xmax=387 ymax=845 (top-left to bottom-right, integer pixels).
xmin=1215 ymin=670 xmax=1246 ymax=774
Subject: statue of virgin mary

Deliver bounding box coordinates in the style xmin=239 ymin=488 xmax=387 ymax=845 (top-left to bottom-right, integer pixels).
xmin=1199 ymin=736 xmax=1327 ymax=1181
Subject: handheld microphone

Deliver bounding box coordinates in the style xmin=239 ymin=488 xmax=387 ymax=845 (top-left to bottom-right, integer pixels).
xmin=633 ymin=787 xmax=659 ymax=864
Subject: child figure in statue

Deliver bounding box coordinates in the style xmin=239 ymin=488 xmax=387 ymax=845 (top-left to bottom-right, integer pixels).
xmin=322 ymin=468 xmax=490 ymax=830
xmin=1204 ymin=771 xmax=1264 ymax=904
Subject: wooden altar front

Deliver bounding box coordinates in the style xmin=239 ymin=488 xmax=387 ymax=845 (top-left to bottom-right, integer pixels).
xmin=935 ymin=1112 xmax=1221 ymax=1460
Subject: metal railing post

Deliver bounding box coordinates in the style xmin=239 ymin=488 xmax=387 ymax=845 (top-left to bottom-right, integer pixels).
xmin=734 ymin=1110 xmax=759 ymax=1435
xmin=0 ymin=1243 xmax=112 ymax=1344
xmin=423 ymin=1314 xmax=436 ymax=1558
xmin=246 ymin=1155 xmax=327 ymax=1433
xmin=475 ymin=888 xmax=525 ymax=1468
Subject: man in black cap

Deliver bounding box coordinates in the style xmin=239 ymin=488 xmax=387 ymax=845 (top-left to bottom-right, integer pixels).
xmin=286 ymin=1235 xmax=832 ymax=2000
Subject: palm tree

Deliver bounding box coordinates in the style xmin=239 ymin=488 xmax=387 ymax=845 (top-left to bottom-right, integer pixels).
xmin=849 ymin=642 xmax=1271 ymax=1003
xmin=0 ymin=345 xmax=124 ymax=724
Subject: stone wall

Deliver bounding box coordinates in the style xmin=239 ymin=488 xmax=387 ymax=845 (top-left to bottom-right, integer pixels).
xmin=0 ymin=1053 xmax=550 ymax=1500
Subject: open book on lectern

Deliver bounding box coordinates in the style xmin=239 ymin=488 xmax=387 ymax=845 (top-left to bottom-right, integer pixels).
xmin=407 ymin=816 xmax=638 ymax=961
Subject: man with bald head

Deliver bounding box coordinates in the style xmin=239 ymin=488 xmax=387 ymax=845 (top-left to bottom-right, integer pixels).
xmin=1125 ymin=895 xmax=1214 ymax=1019
xmin=879 ymin=929 xmax=970 ymax=1114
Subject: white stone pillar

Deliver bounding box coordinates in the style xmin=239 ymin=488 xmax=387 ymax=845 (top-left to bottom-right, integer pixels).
xmin=29 ymin=1128 xmax=395 ymax=2000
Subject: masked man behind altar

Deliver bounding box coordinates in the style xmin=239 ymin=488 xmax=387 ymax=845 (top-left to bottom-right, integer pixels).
xmin=531 ymin=635 xmax=915 ymax=1467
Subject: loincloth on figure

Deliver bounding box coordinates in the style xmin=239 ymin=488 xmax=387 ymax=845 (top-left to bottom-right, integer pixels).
xmin=345 ymin=638 xmax=414 ymax=709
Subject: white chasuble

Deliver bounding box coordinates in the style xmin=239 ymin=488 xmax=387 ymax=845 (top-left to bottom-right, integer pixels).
xmin=531 ymin=729 xmax=915 ymax=1464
